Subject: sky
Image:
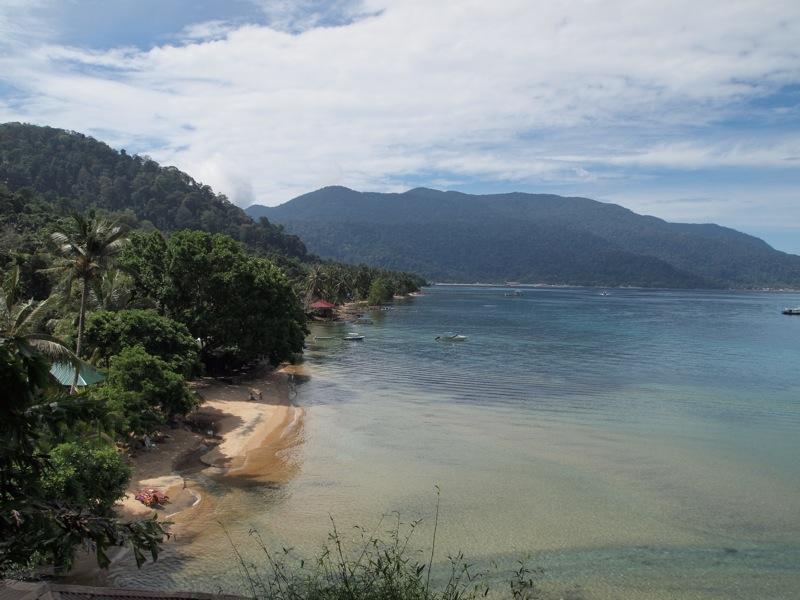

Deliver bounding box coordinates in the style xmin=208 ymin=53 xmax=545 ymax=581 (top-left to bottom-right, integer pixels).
xmin=1 ymin=1 xmax=799 ymax=253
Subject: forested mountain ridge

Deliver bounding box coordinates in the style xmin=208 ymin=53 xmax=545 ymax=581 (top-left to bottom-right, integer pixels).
xmin=0 ymin=122 xmax=309 ymax=260
xmin=247 ymin=186 xmax=800 ymax=288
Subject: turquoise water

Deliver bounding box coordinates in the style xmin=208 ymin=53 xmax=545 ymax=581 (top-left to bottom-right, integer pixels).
xmin=116 ymin=286 xmax=800 ymax=599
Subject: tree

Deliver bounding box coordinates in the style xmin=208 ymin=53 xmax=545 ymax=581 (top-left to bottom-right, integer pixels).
xmin=84 ymin=309 xmax=200 ymax=377
xmin=0 ymin=265 xmax=77 ymax=368
xmin=115 ymin=231 xmax=168 ymax=309
xmin=0 ymin=339 xmax=169 ymax=574
xmin=41 ymin=441 xmax=131 ymax=512
xmin=121 ymin=231 xmax=306 ymax=366
xmin=304 ymin=264 xmax=328 ymax=308
xmin=89 ymin=269 xmax=144 ymax=312
xmin=46 ymin=214 xmax=128 ymax=387
xmin=367 ymin=277 xmax=395 ymax=306
xmin=99 ymin=345 xmax=198 ymax=435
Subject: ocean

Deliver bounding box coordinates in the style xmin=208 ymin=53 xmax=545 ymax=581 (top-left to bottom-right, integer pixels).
xmin=113 ymin=285 xmax=800 ymax=599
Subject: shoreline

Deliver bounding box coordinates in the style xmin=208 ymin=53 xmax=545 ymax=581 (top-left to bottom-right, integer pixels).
xmin=67 ymin=362 xmax=306 ymax=585
xmin=120 ymin=361 xmax=306 ymax=520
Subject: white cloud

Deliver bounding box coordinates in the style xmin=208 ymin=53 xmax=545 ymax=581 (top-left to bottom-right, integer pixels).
xmin=0 ymin=0 xmax=799 ymax=236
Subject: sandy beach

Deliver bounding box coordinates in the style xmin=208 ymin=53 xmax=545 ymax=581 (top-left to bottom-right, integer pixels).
xmin=65 ymin=362 xmax=306 ymax=586
xmin=114 ymin=362 xmax=306 ymax=532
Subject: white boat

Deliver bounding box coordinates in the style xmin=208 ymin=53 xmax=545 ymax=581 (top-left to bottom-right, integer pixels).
xmin=313 ymin=335 xmax=335 ymax=340
xmin=436 ymin=333 xmax=468 ymax=342
xmin=782 ymin=307 xmax=800 ymax=315
xmin=601 ymin=291 xmax=609 ymax=296
xmin=344 ymin=332 xmax=365 ymax=340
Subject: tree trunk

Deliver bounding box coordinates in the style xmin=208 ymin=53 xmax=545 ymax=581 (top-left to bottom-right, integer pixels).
xmin=71 ymin=277 xmax=89 ymax=393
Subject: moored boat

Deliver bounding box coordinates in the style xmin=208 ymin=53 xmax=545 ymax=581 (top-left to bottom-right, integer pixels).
xmin=782 ymin=307 xmax=800 ymax=315
xmin=436 ymin=333 xmax=468 ymax=342
xmin=344 ymin=332 xmax=365 ymax=340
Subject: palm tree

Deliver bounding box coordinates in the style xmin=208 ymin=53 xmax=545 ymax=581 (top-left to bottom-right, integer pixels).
xmin=46 ymin=214 xmax=128 ymax=368
xmin=304 ymin=264 xmax=328 ymax=308
xmin=89 ymin=268 xmax=140 ymax=312
xmin=327 ymin=266 xmax=353 ymax=304
xmin=0 ymin=265 xmax=77 ymax=367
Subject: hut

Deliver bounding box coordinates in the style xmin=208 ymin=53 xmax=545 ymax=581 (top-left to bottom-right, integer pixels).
xmin=309 ymin=299 xmax=336 ymax=319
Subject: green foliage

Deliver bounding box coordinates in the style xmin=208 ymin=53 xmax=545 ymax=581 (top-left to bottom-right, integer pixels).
xmin=40 ymin=441 xmax=130 ymax=513
xmin=303 ymin=262 xmax=423 ymax=307
xmin=250 ymin=186 xmax=800 ymax=289
xmin=0 ymin=123 xmax=309 ymax=261
xmin=228 ymin=514 xmax=543 ymax=600
xmin=368 ymin=277 xmax=395 ymax=306
xmin=44 ymin=214 xmax=129 ymax=379
xmin=84 ymin=309 xmax=200 ymax=376
xmin=101 ymin=345 xmax=198 ymax=434
xmin=0 ymin=339 xmax=169 ymax=575
xmin=121 ymin=231 xmax=307 ymax=365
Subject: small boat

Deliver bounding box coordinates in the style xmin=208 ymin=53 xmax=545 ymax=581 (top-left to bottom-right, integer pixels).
xmin=313 ymin=335 xmax=335 ymax=340
xmin=782 ymin=307 xmax=800 ymax=315
xmin=600 ymin=291 xmax=609 ymax=296
xmin=435 ymin=333 xmax=468 ymax=342
xmin=354 ymin=318 xmax=373 ymax=324
xmin=344 ymin=332 xmax=365 ymax=341
xmin=504 ymin=290 xmax=523 ymax=297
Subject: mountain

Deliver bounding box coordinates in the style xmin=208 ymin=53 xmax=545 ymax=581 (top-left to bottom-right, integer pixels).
xmin=247 ymin=186 xmax=800 ymax=289
xmin=0 ymin=123 xmax=309 ymax=260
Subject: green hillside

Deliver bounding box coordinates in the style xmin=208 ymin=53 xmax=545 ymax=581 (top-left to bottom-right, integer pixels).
xmin=0 ymin=122 xmax=308 ymax=260
xmin=247 ymin=186 xmax=800 ymax=289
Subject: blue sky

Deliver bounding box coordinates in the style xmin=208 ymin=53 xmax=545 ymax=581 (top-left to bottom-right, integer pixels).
xmin=1 ymin=0 xmax=799 ymax=253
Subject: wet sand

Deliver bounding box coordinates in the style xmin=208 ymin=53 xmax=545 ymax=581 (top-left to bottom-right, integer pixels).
xmin=67 ymin=363 xmax=305 ymax=585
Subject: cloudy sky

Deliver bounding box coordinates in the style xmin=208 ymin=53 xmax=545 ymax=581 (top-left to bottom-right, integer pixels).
xmin=1 ymin=0 xmax=799 ymax=252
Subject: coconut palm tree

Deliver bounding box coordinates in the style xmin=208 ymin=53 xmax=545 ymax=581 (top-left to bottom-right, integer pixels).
xmin=0 ymin=265 xmax=77 ymax=367
xmin=304 ymin=264 xmax=328 ymax=308
xmin=89 ymin=268 xmax=139 ymax=312
xmin=45 ymin=214 xmax=128 ymax=368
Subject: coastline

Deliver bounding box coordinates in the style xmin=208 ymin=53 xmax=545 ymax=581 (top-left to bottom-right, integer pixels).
xmin=121 ymin=362 xmax=306 ymax=520
xmin=67 ymin=362 xmax=306 ymax=584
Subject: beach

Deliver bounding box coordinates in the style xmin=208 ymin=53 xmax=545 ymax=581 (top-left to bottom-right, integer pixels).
xmin=67 ymin=363 xmax=305 ymax=584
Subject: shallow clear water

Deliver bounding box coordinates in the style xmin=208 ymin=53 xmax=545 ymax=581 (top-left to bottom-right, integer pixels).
xmin=114 ymin=286 xmax=800 ymax=599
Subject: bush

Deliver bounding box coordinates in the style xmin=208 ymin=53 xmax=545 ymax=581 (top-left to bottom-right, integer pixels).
xmin=41 ymin=441 xmax=131 ymax=513
xmin=84 ymin=309 xmax=200 ymax=377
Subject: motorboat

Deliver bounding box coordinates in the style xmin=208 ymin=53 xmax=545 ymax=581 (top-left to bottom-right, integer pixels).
xmin=782 ymin=307 xmax=800 ymax=315
xmin=436 ymin=333 xmax=468 ymax=342
xmin=344 ymin=332 xmax=365 ymax=340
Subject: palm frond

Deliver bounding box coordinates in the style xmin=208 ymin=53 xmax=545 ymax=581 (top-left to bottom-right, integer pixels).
xmin=2 ymin=264 xmax=20 ymax=304
xmin=17 ymin=295 xmax=58 ymax=335
xmin=50 ymin=231 xmax=70 ymax=246
xmin=11 ymin=299 xmax=36 ymax=335
xmin=24 ymin=333 xmax=79 ymax=366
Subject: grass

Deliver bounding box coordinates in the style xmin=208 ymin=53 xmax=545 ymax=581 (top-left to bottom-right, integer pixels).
xmin=224 ymin=490 xmax=544 ymax=600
